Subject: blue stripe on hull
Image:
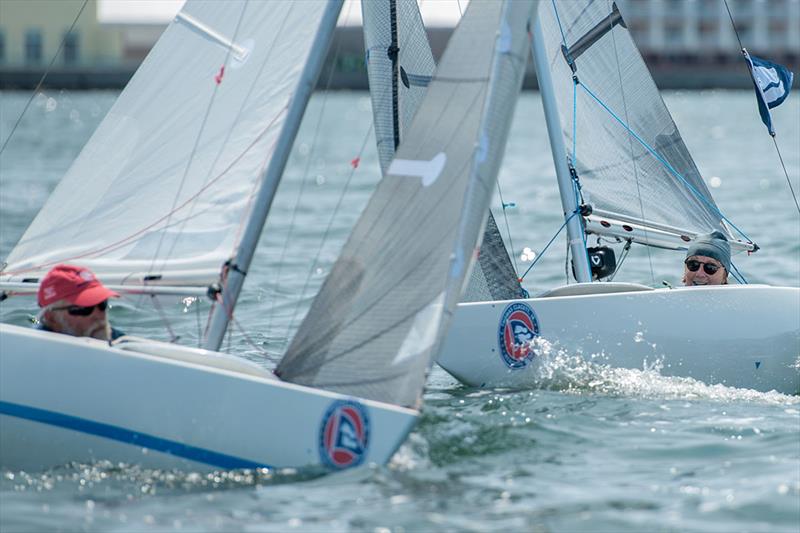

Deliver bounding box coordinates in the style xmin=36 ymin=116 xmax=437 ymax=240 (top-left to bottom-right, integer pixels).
xmin=0 ymin=401 xmax=270 ymax=470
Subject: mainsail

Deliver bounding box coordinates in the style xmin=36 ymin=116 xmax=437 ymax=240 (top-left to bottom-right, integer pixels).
xmin=278 ymin=0 xmax=536 ymax=407
xmin=362 ymin=0 xmax=524 ymax=302
xmin=2 ymin=1 xmax=332 ymax=287
xmin=537 ymin=0 xmax=734 ymax=242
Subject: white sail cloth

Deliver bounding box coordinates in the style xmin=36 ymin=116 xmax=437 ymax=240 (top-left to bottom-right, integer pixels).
xmin=2 ymin=1 xmax=329 ymax=287
xmin=362 ymin=0 xmax=525 ymax=303
xmin=537 ymin=0 xmax=732 ymax=239
xmin=278 ymin=0 xmax=536 ymax=407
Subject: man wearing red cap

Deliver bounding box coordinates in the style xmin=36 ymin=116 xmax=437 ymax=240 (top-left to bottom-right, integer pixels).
xmin=37 ymin=264 xmax=124 ymax=341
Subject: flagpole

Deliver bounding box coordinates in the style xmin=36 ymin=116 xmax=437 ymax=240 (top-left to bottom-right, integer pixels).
xmin=722 ymin=0 xmax=800 ymax=216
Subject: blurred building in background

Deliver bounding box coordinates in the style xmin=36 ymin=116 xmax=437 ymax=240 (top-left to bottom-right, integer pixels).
xmin=0 ymin=0 xmax=798 ymax=89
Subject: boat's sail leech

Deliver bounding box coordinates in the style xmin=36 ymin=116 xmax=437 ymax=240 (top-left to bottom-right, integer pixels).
xmin=278 ymin=0 xmax=536 ymax=407
xmin=362 ymin=0 xmax=525 ymax=303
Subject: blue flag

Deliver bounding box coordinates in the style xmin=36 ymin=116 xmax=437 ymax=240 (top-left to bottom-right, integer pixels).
xmin=744 ymin=50 xmax=794 ymax=135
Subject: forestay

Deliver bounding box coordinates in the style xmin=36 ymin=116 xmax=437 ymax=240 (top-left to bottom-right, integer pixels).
xmin=2 ymin=1 xmax=330 ymax=287
xmin=277 ymin=0 xmax=536 ymax=407
xmin=537 ymin=0 xmax=733 ymax=240
xmin=362 ymin=0 xmax=524 ymax=302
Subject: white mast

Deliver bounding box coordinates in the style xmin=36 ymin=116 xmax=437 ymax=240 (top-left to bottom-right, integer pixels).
xmin=531 ymin=17 xmax=592 ymax=283
xmin=204 ymin=0 xmax=344 ymax=351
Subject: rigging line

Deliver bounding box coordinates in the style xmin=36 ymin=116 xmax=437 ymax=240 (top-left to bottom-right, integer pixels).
xmin=286 ymin=124 xmax=374 ymax=339
xmin=156 ymin=0 xmax=256 ymax=270
xmin=605 ymin=0 xmax=655 ymax=287
xmin=519 ymin=210 xmax=577 ymax=281
xmin=158 ymin=0 xmax=263 ymax=271
xmin=231 ymin=314 xmax=276 ymax=360
xmin=153 ymin=1 xmax=253 ymax=275
xmin=195 ymin=296 xmax=203 ymax=348
xmin=0 ymin=0 xmax=89 ymax=157
xmin=150 ymin=294 xmax=179 ymax=343
xmin=550 ymin=0 xmax=570 ymax=52
xmin=722 ymin=0 xmax=746 ymax=51
xmin=495 ymin=184 xmax=519 ymax=276
xmin=577 ymin=81 xmax=755 ymax=244
xmin=723 ymin=1 xmax=799 ymax=217
xmin=607 ymin=239 xmax=632 ymax=282
xmin=771 ymin=136 xmax=800 ymax=215
xmin=729 ymin=260 xmax=748 ymax=284
xmin=282 ymin=157 xmax=475 ymax=365
xmin=266 ymin=0 xmax=355 ymax=335
xmin=572 ymin=177 xmax=593 ymax=274
xmin=333 ymin=83 xmax=489 ymax=264
xmin=1 ymin=115 xmax=286 ymax=278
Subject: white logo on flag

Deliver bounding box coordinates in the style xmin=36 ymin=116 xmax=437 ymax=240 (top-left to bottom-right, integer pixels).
xmin=754 ymin=65 xmax=785 ymax=105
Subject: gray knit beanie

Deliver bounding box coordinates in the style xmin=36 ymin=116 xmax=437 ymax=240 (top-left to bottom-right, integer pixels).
xmin=686 ymin=231 xmax=731 ymax=272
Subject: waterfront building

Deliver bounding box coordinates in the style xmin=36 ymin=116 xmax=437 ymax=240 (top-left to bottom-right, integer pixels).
xmin=0 ymin=0 xmax=798 ymax=89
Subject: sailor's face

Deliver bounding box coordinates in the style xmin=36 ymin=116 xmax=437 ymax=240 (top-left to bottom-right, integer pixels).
xmin=49 ymin=303 xmax=110 ymax=340
xmin=683 ymin=255 xmax=727 ymax=286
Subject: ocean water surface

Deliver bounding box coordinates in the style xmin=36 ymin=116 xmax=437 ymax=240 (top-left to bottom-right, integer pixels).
xmin=0 ymin=89 xmax=798 ymax=532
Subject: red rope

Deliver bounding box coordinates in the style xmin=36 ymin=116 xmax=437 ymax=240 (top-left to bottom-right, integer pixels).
xmin=3 ymin=105 xmax=289 ymax=277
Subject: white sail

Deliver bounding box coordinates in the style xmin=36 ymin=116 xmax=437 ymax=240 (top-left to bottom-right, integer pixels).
xmin=536 ymin=0 xmax=737 ymax=244
xmin=2 ymin=1 xmax=331 ymax=287
xmin=277 ymin=0 xmax=536 ymax=407
xmin=362 ymin=0 xmax=525 ymax=302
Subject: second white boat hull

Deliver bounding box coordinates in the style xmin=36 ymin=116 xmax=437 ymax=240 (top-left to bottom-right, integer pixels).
xmin=438 ymin=285 xmax=800 ymax=394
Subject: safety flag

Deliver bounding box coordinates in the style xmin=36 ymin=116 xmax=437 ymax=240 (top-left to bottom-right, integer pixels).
xmin=743 ymin=50 xmax=794 ymax=135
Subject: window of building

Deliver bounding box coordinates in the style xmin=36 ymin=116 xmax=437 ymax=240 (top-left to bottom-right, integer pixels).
xmin=769 ymin=20 xmax=788 ymax=48
xmin=25 ymin=29 xmax=43 ymax=64
xmin=665 ymin=23 xmax=684 ymax=45
xmin=63 ymin=31 xmax=79 ymax=65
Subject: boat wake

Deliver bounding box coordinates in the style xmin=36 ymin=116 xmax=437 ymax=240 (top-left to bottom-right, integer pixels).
xmin=515 ymin=337 xmax=799 ymax=405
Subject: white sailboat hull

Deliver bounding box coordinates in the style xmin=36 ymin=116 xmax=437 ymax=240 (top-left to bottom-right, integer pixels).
xmin=439 ymin=285 xmax=800 ymax=394
xmin=0 ymin=325 xmax=417 ymax=472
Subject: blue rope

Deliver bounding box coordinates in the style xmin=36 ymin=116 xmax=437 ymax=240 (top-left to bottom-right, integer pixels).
xmin=519 ymin=210 xmax=578 ymax=281
xmin=577 ymin=81 xmax=754 ymax=245
xmin=729 ymin=261 xmax=748 ymax=284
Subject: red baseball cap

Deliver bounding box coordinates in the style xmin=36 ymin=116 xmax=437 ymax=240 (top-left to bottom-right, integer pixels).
xmin=37 ymin=264 xmax=119 ymax=308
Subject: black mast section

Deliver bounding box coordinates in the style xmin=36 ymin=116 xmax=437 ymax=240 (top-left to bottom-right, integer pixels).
xmin=388 ymin=0 xmax=401 ymax=150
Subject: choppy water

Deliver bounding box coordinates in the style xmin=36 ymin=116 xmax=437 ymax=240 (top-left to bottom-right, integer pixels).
xmin=1 ymin=89 xmax=798 ymax=532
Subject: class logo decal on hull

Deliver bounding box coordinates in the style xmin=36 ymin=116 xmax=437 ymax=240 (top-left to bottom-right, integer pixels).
xmin=319 ymin=400 xmax=370 ymax=469
xmin=498 ymin=302 xmax=540 ymax=369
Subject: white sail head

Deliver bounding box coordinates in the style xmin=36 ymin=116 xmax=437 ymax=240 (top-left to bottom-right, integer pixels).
xmin=277 ymin=0 xmax=537 ymax=408
xmin=536 ymin=0 xmax=735 ymax=242
xmin=2 ymin=1 xmax=332 ymax=288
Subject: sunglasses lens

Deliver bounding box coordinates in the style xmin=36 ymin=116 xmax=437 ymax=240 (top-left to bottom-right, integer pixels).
xmin=66 ymin=301 xmax=108 ymax=316
xmin=685 ymin=260 xmax=720 ymax=275
xmin=685 ymin=260 xmax=701 ymax=272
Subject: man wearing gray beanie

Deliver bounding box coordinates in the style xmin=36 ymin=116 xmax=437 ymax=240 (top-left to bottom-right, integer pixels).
xmin=683 ymin=231 xmax=731 ymax=286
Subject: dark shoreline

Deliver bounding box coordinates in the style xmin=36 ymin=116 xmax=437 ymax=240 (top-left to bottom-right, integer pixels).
xmin=0 ymin=66 xmax=765 ymax=91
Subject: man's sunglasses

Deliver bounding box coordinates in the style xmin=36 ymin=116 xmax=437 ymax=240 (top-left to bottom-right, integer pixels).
xmin=53 ymin=300 xmax=108 ymax=316
xmin=685 ymin=259 xmax=722 ymax=276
